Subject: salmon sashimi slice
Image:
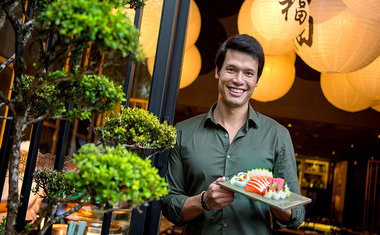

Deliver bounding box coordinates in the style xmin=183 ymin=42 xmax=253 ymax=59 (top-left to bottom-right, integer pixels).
xmin=245 ymin=177 xmax=268 ymax=195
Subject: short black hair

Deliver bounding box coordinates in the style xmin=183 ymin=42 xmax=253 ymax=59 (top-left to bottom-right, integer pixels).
xmin=215 ymin=34 xmax=265 ymax=79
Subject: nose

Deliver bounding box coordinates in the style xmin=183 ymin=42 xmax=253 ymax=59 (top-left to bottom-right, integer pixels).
xmin=233 ymin=71 xmax=244 ymax=84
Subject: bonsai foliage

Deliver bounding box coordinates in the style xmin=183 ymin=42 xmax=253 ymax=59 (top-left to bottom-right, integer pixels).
xmin=21 ymin=68 xmax=125 ymax=122
xmin=28 ymin=107 xmax=175 ymax=234
xmin=0 ymin=0 xmax=148 ymax=234
xmin=97 ymin=107 xmax=177 ymax=158
xmin=28 ymin=170 xmax=87 ymax=234
xmin=67 ymin=144 xmax=168 ymax=207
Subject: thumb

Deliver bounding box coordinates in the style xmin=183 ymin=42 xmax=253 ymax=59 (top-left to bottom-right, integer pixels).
xmin=215 ymin=177 xmax=227 ymax=183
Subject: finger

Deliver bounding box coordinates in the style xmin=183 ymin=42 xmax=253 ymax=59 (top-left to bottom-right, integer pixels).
xmin=214 ymin=177 xmax=226 ymax=183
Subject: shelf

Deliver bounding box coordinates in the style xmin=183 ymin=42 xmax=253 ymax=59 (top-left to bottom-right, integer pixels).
xmin=304 ymin=170 xmax=328 ymax=176
xmin=296 ymin=158 xmax=330 ymax=191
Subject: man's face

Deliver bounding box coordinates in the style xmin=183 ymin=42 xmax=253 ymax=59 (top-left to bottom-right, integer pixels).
xmin=215 ymin=49 xmax=259 ymax=108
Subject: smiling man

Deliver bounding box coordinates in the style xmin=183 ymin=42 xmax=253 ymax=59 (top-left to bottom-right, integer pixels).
xmin=162 ymin=34 xmax=304 ymax=234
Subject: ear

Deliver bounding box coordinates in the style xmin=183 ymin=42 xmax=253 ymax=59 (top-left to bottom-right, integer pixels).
xmin=215 ymin=67 xmax=219 ymax=80
xmin=254 ymin=77 xmax=259 ymax=87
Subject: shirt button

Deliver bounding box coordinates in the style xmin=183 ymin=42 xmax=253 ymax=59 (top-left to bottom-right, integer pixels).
xmin=226 ymin=154 xmax=231 ymax=159
xmin=223 ymin=222 xmax=228 ymax=228
xmin=224 ymin=133 xmax=229 ymax=138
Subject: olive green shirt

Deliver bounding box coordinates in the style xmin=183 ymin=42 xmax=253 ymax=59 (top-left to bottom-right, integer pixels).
xmin=162 ymin=104 xmax=304 ymax=235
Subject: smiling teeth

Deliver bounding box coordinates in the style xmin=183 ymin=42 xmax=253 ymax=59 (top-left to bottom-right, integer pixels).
xmin=230 ymin=88 xmax=243 ymax=93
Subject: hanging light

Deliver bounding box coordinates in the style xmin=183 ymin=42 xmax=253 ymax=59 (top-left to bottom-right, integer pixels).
xmin=123 ymin=0 xmax=163 ymax=58
xmin=320 ymin=73 xmax=375 ymax=112
xmin=237 ymin=0 xmax=295 ymax=55
xmin=309 ymin=0 xmax=346 ymax=24
xmin=342 ymin=0 xmax=380 ymax=20
xmin=295 ymin=9 xmax=380 ymax=73
xmin=147 ymin=45 xmax=202 ymax=89
xmin=251 ymin=52 xmax=296 ymax=102
xmin=250 ymin=0 xmax=310 ymax=44
xmin=347 ymin=55 xmax=380 ymax=100
xmin=371 ymin=102 xmax=380 ymax=112
xmin=184 ymin=0 xmax=201 ymax=49
xmin=123 ymin=0 xmax=201 ymax=58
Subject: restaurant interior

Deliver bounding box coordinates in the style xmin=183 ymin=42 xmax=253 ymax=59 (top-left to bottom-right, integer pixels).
xmin=170 ymin=1 xmax=380 ymax=234
xmin=0 ymin=0 xmax=380 ymax=234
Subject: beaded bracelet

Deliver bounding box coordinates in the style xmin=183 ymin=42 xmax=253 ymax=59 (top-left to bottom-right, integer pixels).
xmin=200 ymin=191 xmax=210 ymax=211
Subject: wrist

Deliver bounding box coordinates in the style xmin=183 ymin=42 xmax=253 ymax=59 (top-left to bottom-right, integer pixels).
xmin=200 ymin=191 xmax=210 ymax=211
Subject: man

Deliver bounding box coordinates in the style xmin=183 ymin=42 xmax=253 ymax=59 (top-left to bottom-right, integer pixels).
xmin=162 ymin=34 xmax=304 ymax=234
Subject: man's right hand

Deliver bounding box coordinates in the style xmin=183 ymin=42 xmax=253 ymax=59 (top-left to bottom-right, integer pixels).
xmin=181 ymin=177 xmax=234 ymax=222
xmin=203 ymin=177 xmax=234 ymax=210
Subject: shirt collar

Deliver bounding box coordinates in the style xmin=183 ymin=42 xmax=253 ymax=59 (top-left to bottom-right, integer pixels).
xmin=204 ymin=103 xmax=259 ymax=129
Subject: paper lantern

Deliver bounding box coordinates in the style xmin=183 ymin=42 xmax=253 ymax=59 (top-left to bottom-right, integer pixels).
xmin=251 ymin=0 xmax=310 ymax=43
xmin=147 ymin=45 xmax=201 ymax=89
xmin=347 ymin=56 xmax=380 ymax=100
xmin=124 ymin=0 xmax=201 ymax=58
xmin=372 ymin=103 xmax=380 ymax=112
xmin=122 ymin=0 xmax=163 ymax=58
xmin=342 ymin=0 xmax=380 ymax=20
xmin=237 ymin=0 xmax=295 ymax=55
xmin=251 ymin=53 xmax=296 ymax=102
xmin=320 ymin=73 xmax=374 ymax=112
xmin=295 ymin=9 xmax=380 ymax=73
xmin=184 ymin=0 xmax=201 ymax=49
xmin=309 ymin=0 xmax=346 ymax=24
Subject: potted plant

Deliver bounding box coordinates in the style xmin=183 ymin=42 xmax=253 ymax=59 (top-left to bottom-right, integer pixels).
xmin=29 ymin=107 xmax=176 ymax=234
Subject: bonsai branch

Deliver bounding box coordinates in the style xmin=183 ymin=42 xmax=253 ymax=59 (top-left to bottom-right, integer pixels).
xmin=0 ymin=90 xmax=15 ymax=114
xmin=0 ymin=18 xmax=34 ymax=73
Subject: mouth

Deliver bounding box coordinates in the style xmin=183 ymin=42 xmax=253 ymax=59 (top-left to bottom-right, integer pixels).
xmin=228 ymin=87 xmax=245 ymax=96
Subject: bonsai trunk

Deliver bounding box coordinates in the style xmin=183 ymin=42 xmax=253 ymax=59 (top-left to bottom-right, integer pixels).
xmin=5 ymin=114 xmax=29 ymax=235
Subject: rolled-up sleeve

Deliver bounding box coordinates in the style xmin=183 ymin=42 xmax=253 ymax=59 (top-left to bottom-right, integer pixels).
xmin=161 ymin=130 xmax=188 ymax=225
xmin=272 ymin=129 xmax=305 ymax=229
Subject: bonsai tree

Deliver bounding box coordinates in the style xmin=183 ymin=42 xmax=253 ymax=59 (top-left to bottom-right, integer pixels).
xmin=28 ymin=107 xmax=176 ymax=234
xmin=0 ymin=0 xmax=180 ymax=234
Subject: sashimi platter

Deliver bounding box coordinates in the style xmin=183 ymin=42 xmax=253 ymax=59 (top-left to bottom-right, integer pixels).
xmin=218 ymin=168 xmax=311 ymax=210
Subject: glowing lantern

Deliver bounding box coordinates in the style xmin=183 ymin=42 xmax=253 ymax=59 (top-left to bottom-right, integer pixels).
xmin=147 ymin=45 xmax=201 ymax=89
xmin=124 ymin=0 xmax=201 ymax=58
xmin=251 ymin=0 xmax=310 ymax=43
xmin=309 ymin=0 xmax=346 ymax=24
xmin=122 ymin=0 xmax=163 ymax=58
xmin=347 ymin=56 xmax=380 ymax=100
xmin=320 ymin=73 xmax=374 ymax=112
xmin=184 ymin=0 xmax=201 ymax=49
xmin=372 ymin=103 xmax=380 ymax=112
xmin=251 ymin=52 xmax=296 ymax=102
xmin=237 ymin=0 xmax=295 ymax=55
xmin=342 ymin=0 xmax=380 ymax=20
xmin=295 ymin=9 xmax=380 ymax=73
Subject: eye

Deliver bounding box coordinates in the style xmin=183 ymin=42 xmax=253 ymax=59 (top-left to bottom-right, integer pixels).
xmin=226 ymin=67 xmax=234 ymax=73
xmin=246 ymin=72 xmax=253 ymax=77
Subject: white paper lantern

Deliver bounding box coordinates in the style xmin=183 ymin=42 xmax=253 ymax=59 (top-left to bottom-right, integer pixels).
xmin=184 ymin=0 xmax=201 ymax=49
xmin=347 ymin=56 xmax=380 ymax=100
xmin=237 ymin=0 xmax=295 ymax=55
xmin=371 ymin=102 xmax=380 ymax=112
xmin=320 ymin=73 xmax=374 ymax=112
xmin=251 ymin=0 xmax=310 ymax=43
xmin=123 ymin=0 xmax=201 ymax=58
xmin=309 ymin=0 xmax=346 ymax=24
xmin=342 ymin=0 xmax=380 ymax=20
xmin=147 ymin=45 xmax=201 ymax=89
xmin=251 ymin=53 xmax=296 ymax=102
xmin=122 ymin=0 xmax=163 ymax=58
xmin=295 ymin=9 xmax=380 ymax=73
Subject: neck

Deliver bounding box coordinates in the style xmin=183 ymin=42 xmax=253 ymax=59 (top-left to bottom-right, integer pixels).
xmin=213 ymin=101 xmax=249 ymax=129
